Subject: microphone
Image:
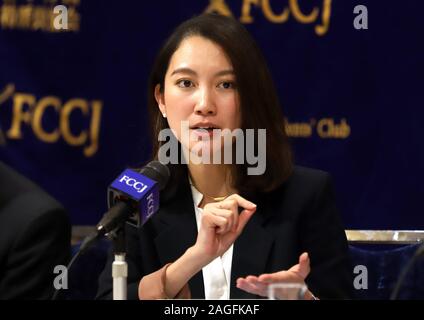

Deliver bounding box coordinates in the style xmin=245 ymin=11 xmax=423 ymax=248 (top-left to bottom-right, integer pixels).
xmin=79 ymin=161 xmax=170 ymax=254
xmin=98 ymin=160 xmax=170 ymax=236
xmin=52 ymin=161 xmax=170 ymax=300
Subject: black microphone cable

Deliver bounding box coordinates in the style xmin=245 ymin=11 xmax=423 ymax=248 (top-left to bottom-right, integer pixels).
xmin=51 ymin=232 xmax=102 ymax=300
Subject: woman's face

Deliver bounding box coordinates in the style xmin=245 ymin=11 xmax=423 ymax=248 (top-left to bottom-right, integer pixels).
xmin=155 ymin=35 xmax=241 ymax=159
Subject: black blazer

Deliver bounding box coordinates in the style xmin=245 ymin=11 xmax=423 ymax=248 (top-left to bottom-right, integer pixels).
xmin=0 ymin=161 xmax=71 ymax=299
xmin=97 ymin=166 xmax=353 ymax=299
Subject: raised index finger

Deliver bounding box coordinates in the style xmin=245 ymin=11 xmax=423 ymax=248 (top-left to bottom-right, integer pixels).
xmin=226 ymin=194 xmax=256 ymax=210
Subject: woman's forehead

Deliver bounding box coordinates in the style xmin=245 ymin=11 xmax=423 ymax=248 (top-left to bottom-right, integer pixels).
xmin=168 ymin=36 xmax=233 ymax=73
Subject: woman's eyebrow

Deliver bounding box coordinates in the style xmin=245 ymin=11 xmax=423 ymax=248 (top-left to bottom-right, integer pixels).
xmin=171 ymin=67 xmax=197 ymax=76
xmin=214 ymin=69 xmax=234 ymax=77
xmin=170 ymin=68 xmax=234 ymax=77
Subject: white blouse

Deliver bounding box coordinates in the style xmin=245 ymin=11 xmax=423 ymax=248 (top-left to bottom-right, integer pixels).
xmin=189 ymin=182 xmax=234 ymax=300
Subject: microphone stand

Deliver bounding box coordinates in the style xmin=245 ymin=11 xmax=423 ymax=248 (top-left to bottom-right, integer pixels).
xmin=95 ymin=201 xmax=134 ymax=300
xmin=111 ymin=226 xmax=127 ymax=300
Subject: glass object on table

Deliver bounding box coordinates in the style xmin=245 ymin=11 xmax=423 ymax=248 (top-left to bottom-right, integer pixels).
xmin=267 ymin=283 xmax=308 ymax=300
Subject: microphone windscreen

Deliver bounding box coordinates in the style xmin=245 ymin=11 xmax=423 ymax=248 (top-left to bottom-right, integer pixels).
xmin=140 ymin=161 xmax=170 ymax=190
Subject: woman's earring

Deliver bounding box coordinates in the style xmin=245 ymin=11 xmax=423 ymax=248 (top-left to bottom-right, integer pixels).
xmin=162 ymin=113 xmax=167 ymax=118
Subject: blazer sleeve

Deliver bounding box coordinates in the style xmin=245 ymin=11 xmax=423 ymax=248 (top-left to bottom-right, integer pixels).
xmin=299 ymin=172 xmax=353 ymax=299
xmin=138 ymin=263 xmax=191 ymax=299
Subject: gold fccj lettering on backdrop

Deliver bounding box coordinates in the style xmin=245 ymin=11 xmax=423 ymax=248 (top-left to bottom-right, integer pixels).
xmin=285 ymin=118 xmax=351 ymax=139
xmin=205 ymin=0 xmax=332 ymax=36
xmin=0 ymin=0 xmax=80 ymax=32
xmin=0 ymin=83 xmax=102 ymax=157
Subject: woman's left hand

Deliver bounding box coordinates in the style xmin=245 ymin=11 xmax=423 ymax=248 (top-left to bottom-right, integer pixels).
xmin=236 ymin=252 xmax=316 ymax=300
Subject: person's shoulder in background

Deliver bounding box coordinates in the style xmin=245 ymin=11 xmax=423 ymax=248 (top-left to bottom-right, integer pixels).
xmin=0 ymin=161 xmax=71 ymax=299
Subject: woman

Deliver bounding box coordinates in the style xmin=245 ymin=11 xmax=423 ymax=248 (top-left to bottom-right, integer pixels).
xmin=97 ymin=13 xmax=352 ymax=300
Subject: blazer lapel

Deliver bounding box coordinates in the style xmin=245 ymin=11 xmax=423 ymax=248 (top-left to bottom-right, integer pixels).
xmin=153 ymin=176 xmax=205 ymax=298
xmin=230 ymin=200 xmax=274 ymax=299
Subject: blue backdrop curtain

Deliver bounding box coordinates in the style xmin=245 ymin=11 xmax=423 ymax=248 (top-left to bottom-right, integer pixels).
xmin=0 ymin=0 xmax=423 ymax=229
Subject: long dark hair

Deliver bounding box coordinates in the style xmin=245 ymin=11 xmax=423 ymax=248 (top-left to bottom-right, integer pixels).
xmin=147 ymin=13 xmax=292 ymax=196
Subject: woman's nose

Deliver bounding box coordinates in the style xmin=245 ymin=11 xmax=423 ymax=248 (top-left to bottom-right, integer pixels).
xmin=194 ymin=88 xmax=216 ymax=116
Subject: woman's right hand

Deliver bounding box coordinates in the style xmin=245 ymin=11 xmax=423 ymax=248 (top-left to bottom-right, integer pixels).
xmin=139 ymin=194 xmax=256 ymax=299
xmin=191 ymin=194 xmax=256 ymax=263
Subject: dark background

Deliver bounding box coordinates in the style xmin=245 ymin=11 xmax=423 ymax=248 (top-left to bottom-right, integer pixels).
xmin=0 ymin=0 xmax=422 ymax=229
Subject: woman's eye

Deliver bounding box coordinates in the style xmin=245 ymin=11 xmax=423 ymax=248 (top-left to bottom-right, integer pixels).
xmin=218 ymin=81 xmax=235 ymax=89
xmin=176 ymin=80 xmax=194 ymax=88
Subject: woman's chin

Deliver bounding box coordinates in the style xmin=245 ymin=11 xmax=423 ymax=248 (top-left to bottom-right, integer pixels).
xmin=186 ymin=143 xmax=229 ymax=164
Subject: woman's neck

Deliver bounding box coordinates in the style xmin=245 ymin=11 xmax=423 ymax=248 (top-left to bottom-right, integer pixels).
xmin=188 ymin=163 xmax=236 ymax=207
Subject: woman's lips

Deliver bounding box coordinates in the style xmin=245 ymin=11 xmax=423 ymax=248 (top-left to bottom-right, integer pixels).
xmin=190 ymin=128 xmax=220 ymax=139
